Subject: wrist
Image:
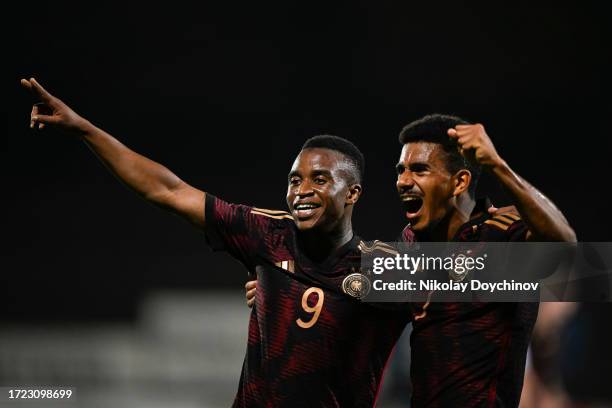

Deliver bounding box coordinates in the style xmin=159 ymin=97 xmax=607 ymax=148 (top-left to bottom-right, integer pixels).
xmin=485 ymin=156 xmax=507 ymax=172
xmin=76 ymin=119 xmax=97 ymax=138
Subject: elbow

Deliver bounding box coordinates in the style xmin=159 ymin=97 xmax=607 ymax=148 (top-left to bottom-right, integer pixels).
xmin=144 ymin=187 xmax=179 ymax=210
xmin=562 ymin=227 xmax=577 ymax=243
xmin=548 ymin=227 xmax=577 ymax=242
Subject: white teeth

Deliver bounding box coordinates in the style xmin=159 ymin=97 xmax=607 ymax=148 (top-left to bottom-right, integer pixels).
xmin=295 ymin=204 xmax=319 ymax=210
xmin=403 ymin=197 xmax=421 ymax=202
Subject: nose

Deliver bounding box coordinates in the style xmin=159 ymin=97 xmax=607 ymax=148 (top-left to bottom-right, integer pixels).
xmin=396 ymin=171 xmax=415 ymax=193
xmin=296 ymin=179 xmax=314 ymax=197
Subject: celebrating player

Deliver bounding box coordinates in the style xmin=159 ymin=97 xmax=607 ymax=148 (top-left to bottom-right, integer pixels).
xmin=397 ymin=114 xmax=574 ymax=407
xmin=21 ymin=78 xmax=410 ymax=407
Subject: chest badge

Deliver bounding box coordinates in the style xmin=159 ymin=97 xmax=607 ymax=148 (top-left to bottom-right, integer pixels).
xmin=342 ymin=273 xmax=372 ymax=299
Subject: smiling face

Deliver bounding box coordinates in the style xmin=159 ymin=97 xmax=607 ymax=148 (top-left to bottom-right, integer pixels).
xmin=396 ymin=142 xmax=458 ymax=232
xmin=287 ymin=148 xmax=360 ymax=232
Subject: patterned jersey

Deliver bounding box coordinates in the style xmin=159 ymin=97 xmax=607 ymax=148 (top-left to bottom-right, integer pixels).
xmin=402 ymin=200 xmax=539 ymax=408
xmin=205 ymin=194 xmax=410 ymax=407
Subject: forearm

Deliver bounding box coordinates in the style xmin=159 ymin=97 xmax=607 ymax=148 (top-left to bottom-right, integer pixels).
xmin=490 ymin=160 xmax=576 ymax=242
xmin=81 ymin=121 xmax=185 ymax=208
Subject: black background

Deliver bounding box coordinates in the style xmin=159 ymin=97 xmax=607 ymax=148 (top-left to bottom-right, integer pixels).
xmin=2 ymin=2 xmax=610 ymax=321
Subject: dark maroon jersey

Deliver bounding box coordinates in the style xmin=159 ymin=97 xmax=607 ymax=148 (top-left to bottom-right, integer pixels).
xmin=205 ymin=194 xmax=410 ymax=407
xmin=402 ymin=200 xmax=539 ymax=408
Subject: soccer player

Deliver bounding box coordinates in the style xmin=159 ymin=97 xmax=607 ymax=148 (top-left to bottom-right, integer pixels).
xmin=396 ymin=114 xmax=575 ymax=407
xmin=21 ymin=78 xmax=410 ymax=407
xmin=247 ymin=114 xmax=576 ymax=407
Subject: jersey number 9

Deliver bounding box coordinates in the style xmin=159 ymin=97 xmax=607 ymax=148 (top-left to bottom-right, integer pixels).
xmin=296 ymin=287 xmax=324 ymax=329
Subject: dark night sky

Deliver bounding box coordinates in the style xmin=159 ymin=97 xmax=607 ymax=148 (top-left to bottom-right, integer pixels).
xmin=2 ymin=2 xmax=611 ymax=320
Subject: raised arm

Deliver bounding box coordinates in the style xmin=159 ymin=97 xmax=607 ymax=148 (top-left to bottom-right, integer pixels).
xmin=448 ymin=124 xmax=576 ymax=242
xmin=21 ymin=78 xmax=206 ymax=227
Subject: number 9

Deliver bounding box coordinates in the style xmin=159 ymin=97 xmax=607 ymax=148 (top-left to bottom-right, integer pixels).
xmin=296 ymin=287 xmax=324 ymax=329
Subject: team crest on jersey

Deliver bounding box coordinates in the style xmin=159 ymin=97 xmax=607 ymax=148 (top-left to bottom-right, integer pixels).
xmin=342 ymin=272 xmax=371 ymax=299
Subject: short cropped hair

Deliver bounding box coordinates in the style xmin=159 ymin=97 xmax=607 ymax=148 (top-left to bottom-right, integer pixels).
xmin=398 ymin=114 xmax=481 ymax=197
xmin=301 ymin=135 xmax=365 ymax=184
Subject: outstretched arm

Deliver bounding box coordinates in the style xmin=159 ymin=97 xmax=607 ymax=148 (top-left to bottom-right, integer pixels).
xmin=448 ymin=124 xmax=576 ymax=242
xmin=21 ymin=78 xmax=205 ymax=227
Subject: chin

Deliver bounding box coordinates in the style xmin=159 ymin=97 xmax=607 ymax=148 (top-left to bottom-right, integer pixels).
xmin=295 ymin=219 xmax=317 ymax=231
xmin=409 ymin=216 xmax=431 ymax=232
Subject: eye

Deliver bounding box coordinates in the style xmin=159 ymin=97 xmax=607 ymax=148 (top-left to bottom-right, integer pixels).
xmin=396 ymin=165 xmax=405 ymax=175
xmin=289 ymin=177 xmax=301 ymax=186
xmin=314 ymin=177 xmax=326 ymax=185
xmin=410 ymin=164 xmax=429 ymax=176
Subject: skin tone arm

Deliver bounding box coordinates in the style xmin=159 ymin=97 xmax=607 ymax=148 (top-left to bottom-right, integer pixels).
xmin=21 ymin=78 xmax=206 ymax=227
xmin=448 ymin=124 xmax=576 ymax=242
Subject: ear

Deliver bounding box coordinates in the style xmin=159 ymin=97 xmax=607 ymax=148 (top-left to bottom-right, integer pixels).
xmin=346 ymin=183 xmax=362 ymax=205
xmin=452 ymin=169 xmax=471 ymax=197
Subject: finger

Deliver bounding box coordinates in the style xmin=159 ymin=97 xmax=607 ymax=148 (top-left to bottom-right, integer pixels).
xmin=455 ymin=124 xmax=473 ymax=130
xmin=488 ymin=206 xmax=498 ymax=214
xmin=30 ymin=104 xmax=39 ymax=128
xmin=20 ymin=78 xmax=34 ymax=93
xmin=458 ymin=136 xmax=472 ymax=146
xmin=495 ymin=205 xmax=518 ymax=216
xmin=247 ymin=298 xmax=255 ymax=308
xmin=38 ymin=123 xmax=45 ymax=130
xmin=28 ymin=78 xmax=55 ymax=104
xmin=447 ymin=128 xmax=458 ymax=137
xmin=245 ymin=280 xmax=257 ymax=290
xmin=31 ymin=114 xmax=59 ymax=126
xmin=246 ymin=288 xmax=256 ymax=300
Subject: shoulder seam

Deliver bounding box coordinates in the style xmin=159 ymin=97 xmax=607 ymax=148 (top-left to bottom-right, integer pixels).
xmin=250 ymin=209 xmax=293 ymax=220
xmin=252 ymin=207 xmax=290 ymax=215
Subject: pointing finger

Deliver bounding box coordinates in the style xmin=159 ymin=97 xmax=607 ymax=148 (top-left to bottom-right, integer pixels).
xmin=28 ymin=78 xmax=55 ymax=104
xmin=447 ymin=128 xmax=458 ymax=137
xmin=20 ymin=78 xmax=32 ymax=91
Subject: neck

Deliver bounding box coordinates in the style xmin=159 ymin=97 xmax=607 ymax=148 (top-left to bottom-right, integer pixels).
xmin=298 ymin=219 xmax=354 ymax=262
xmin=416 ymin=195 xmax=476 ymax=242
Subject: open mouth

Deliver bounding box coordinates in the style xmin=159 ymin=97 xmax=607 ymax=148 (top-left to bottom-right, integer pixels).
xmin=293 ymin=202 xmax=322 ymax=218
xmin=402 ymin=196 xmax=423 ymax=217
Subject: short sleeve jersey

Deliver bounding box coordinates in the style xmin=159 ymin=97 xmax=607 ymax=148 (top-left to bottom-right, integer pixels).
xmin=205 ymin=194 xmax=410 ymax=407
xmin=402 ymin=201 xmax=539 ymax=408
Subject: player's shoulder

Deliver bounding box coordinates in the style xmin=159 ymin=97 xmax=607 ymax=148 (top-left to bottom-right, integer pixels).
xmin=482 ymin=212 xmax=522 ymax=231
xmin=250 ymin=206 xmax=293 ymax=220
xmin=476 ymin=211 xmax=528 ymax=241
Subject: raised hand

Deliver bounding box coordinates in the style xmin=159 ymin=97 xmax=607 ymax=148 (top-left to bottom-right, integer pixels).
xmin=21 ymin=78 xmax=90 ymax=135
xmin=447 ymin=124 xmax=503 ymax=168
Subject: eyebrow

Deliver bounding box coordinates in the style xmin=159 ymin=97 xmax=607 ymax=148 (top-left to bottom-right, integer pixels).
xmin=409 ymin=162 xmax=430 ymax=170
xmin=396 ymin=161 xmax=430 ymax=170
xmin=311 ymin=169 xmax=333 ymax=177
xmin=288 ymin=169 xmax=333 ymax=180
